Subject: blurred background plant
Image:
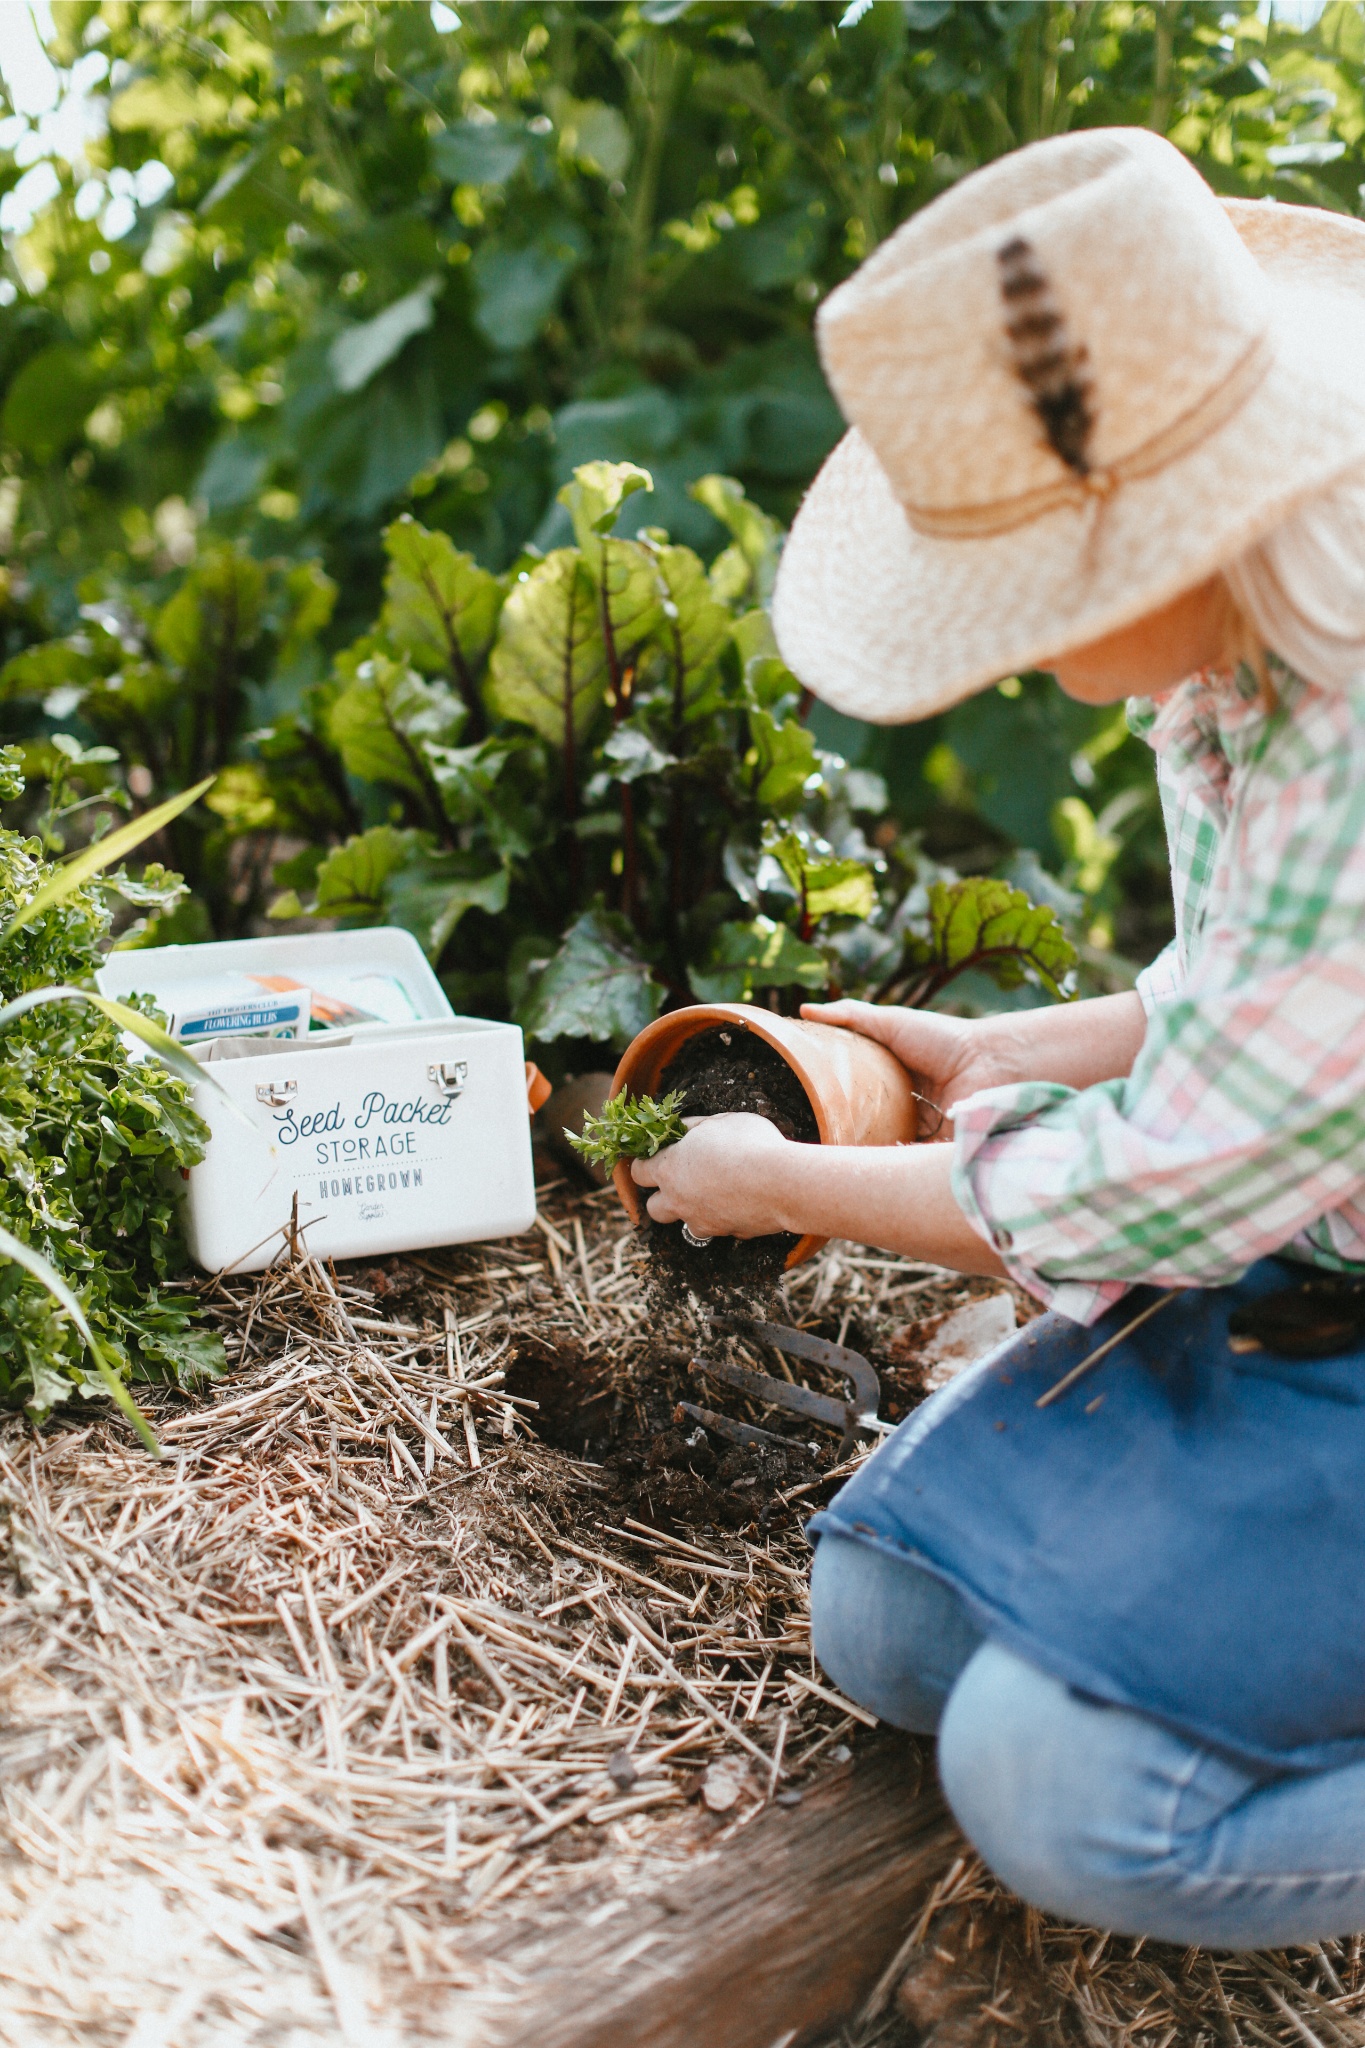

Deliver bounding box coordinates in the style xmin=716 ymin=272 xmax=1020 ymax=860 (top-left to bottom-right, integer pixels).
xmin=0 ymin=0 xmax=1359 ymax=1072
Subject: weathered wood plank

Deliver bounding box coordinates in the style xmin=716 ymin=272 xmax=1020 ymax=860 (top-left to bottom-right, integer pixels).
xmin=488 ymin=1736 xmax=962 ymax=2048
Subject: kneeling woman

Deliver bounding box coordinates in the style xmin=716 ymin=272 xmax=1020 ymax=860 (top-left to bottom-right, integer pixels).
xmin=632 ymin=129 xmax=1365 ymax=1948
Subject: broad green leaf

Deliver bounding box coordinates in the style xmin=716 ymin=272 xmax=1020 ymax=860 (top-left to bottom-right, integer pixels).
xmin=766 ymin=829 xmax=877 ymax=923
xmin=647 ymin=541 xmax=732 ymax=712
xmin=0 ymin=1217 xmax=160 ymax=1455
xmin=731 ymin=609 xmax=802 ymax=710
xmin=385 ymin=851 xmax=509 ymax=960
xmin=329 ymin=278 xmax=440 ymax=395
xmin=310 ymin=826 xmax=417 ymax=922
xmin=517 ymin=906 xmax=664 ymax=1048
xmin=691 ymin=917 xmax=828 ymax=1003
xmin=0 ymin=775 xmax=215 ymax=944
xmin=205 ymin=763 xmax=277 ymax=833
xmin=154 ymin=548 xmax=265 ymax=676
xmin=744 ymin=710 xmax=821 ymax=813
xmin=909 ymin=878 xmax=1078 ymax=1000
xmin=2 ymin=344 xmax=101 ymax=461
xmin=485 ymin=550 xmax=608 ymax=751
xmin=559 ymin=460 xmax=654 ymax=557
xmin=327 ymin=655 xmax=464 ymax=795
xmin=690 ymin=475 xmax=782 ymax=605
xmin=381 ymin=515 xmax=504 ymax=687
xmin=431 ymin=121 xmax=528 ymax=186
xmin=471 ymin=227 xmax=587 ymax=350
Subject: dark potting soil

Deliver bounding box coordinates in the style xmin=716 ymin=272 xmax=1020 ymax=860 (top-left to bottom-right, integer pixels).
xmin=503 ymin=1329 xmax=822 ymax=1532
xmin=644 ymin=1025 xmax=820 ymax=1315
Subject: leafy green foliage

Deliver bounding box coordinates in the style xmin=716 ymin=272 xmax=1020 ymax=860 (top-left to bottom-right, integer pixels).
xmin=516 ymin=905 xmax=667 ymax=1048
xmin=570 ymin=1089 xmax=688 ymax=1173
xmin=886 ymin=878 xmax=1080 ymax=1007
xmin=0 ymin=752 xmax=220 ymax=1424
xmin=2 ymin=1 xmax=1356 ymax=1035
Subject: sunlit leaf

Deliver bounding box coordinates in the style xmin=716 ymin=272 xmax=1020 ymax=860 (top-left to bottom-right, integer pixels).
xmin=691 ymin=916 xmax=828 ymax=1002
xmin=381 ymin=515 xmax=504 ymax=697
xmin=0 ymin=776 xmax=214 ymax=944
xmin=309 ymin=826 xmax=418 ymax=922
xmin=485 ymin=549 xmax=608 ymax=750
xmin=326 ymin=655 xmax=464 ymax=798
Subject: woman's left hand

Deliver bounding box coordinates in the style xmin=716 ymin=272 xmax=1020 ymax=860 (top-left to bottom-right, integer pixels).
xmin=630 ymin=1114 xmax=789 ymax=1238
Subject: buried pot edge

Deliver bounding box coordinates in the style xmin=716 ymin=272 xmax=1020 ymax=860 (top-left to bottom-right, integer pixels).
xmin=608 ymin=1003 xmax=918 ymax=1268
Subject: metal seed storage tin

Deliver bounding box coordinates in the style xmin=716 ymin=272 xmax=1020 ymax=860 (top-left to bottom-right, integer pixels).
xmin=96 ymin=928 xmax=537 ymax=1274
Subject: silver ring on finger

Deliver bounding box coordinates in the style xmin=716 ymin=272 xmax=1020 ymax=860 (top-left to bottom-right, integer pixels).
xmin=681 ymin=1223 xmax=713 ymax=1249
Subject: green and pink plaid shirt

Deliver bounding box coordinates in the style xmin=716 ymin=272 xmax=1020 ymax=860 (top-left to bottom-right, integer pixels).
xmin=951 ymin=659 xmax=1365 ymax=1324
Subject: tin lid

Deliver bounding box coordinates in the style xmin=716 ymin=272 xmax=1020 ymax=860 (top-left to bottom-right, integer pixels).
xmin=95 ymin=925 xmax=454 ymax=1033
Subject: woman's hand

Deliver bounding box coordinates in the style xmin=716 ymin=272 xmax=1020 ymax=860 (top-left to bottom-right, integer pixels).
xmin=802 ymin=991 xmax=1149 ymax=1134
xmin=800 ymin=1000 xmax=1017 ymax=1138
xmin=633 ymin=1113 xmax=1007 ymax=1274
xmin=631 ymin=1113 xmax=789 ymax=1238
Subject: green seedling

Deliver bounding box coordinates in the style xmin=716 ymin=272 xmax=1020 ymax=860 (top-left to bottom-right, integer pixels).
xmin=570 ymin=1089 xmax=687 ymax=1173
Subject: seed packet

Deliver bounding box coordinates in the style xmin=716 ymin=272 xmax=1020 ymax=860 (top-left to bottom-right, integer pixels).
xmin=170 ymin=977 xmax=311 ymax=1043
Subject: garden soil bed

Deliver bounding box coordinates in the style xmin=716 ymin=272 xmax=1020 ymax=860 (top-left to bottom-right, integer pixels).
xmin=0 ymin=1177 xmax=1359 ymax=2047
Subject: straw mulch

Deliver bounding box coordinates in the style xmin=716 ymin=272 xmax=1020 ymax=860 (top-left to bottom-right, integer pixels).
xmin=0 ymin=1179 xmax=1359 ymax=2048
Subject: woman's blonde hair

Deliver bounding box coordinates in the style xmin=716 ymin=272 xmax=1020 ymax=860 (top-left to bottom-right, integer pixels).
xmin=1224 ymin=467 xmax=1365 ymax=692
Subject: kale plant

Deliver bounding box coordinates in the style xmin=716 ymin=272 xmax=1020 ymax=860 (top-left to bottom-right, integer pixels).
xmin=0 ymin=748 xmax=222 ymax=1425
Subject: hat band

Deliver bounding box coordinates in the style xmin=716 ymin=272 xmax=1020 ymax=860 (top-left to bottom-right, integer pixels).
xmin=902 ymin=330 xmax=1275 ymax=540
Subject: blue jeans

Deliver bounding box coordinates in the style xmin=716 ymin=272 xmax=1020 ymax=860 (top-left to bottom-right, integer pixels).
xmin=811 ymin=1531 xmax=1365 ymax=1949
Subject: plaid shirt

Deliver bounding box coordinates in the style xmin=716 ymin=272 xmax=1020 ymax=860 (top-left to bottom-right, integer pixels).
xmin=951 ymin=659 xmax=1365 ymax=1324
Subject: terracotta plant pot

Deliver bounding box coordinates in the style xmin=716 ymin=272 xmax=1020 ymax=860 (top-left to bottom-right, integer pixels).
xmin=609 ymin=1002 xmax=918 ymax=1269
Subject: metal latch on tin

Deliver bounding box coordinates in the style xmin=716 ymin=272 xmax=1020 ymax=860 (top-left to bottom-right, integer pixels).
xmin=427 ymin=1059 xmax=468 ymax=1099
xmin=254 ymin=1080 xmax=297 ymax=1108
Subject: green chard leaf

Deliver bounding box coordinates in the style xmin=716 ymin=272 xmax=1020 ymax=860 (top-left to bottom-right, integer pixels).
xmin=765 ymin=826 xmax=877 ymax=924
xmin=897 ymin=877 xmax=1079 ymax=1003
xmin=690 ymin=475 xmax=783 ymax=607
xmin=516 ymin=906 xmax=664 ymax=1048
xmin=691 ymin=916 xmax=829 ymax=1003
xmin=644 ymin=539 xmax=732 ymax=716
xmin=326 ymin=653 xmax=464 ymax=812
xmin=485 ymin=550 xmax=608 ymax=752
xmin=304 ymin=825 xmax=419 ymax=923
xmin=380 ymin=515 xmax=504 ymax=715
xmin=385 ymin=849 xmax=509 ymax=961
xmin=744 ymin=709 xmax=822 ymax=813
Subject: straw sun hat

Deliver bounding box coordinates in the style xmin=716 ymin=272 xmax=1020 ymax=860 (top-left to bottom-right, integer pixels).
xmin=771 ymin=127 xmax=1365 ymax=722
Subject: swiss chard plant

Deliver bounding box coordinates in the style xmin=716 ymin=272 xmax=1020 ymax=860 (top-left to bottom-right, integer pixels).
xmin=0 ymin=461 xmax=1079 ymax=1074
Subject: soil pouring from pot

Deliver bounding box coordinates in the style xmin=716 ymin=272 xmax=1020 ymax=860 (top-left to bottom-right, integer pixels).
xmin=643 ymin=1024 xmax=818 ymax=1313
